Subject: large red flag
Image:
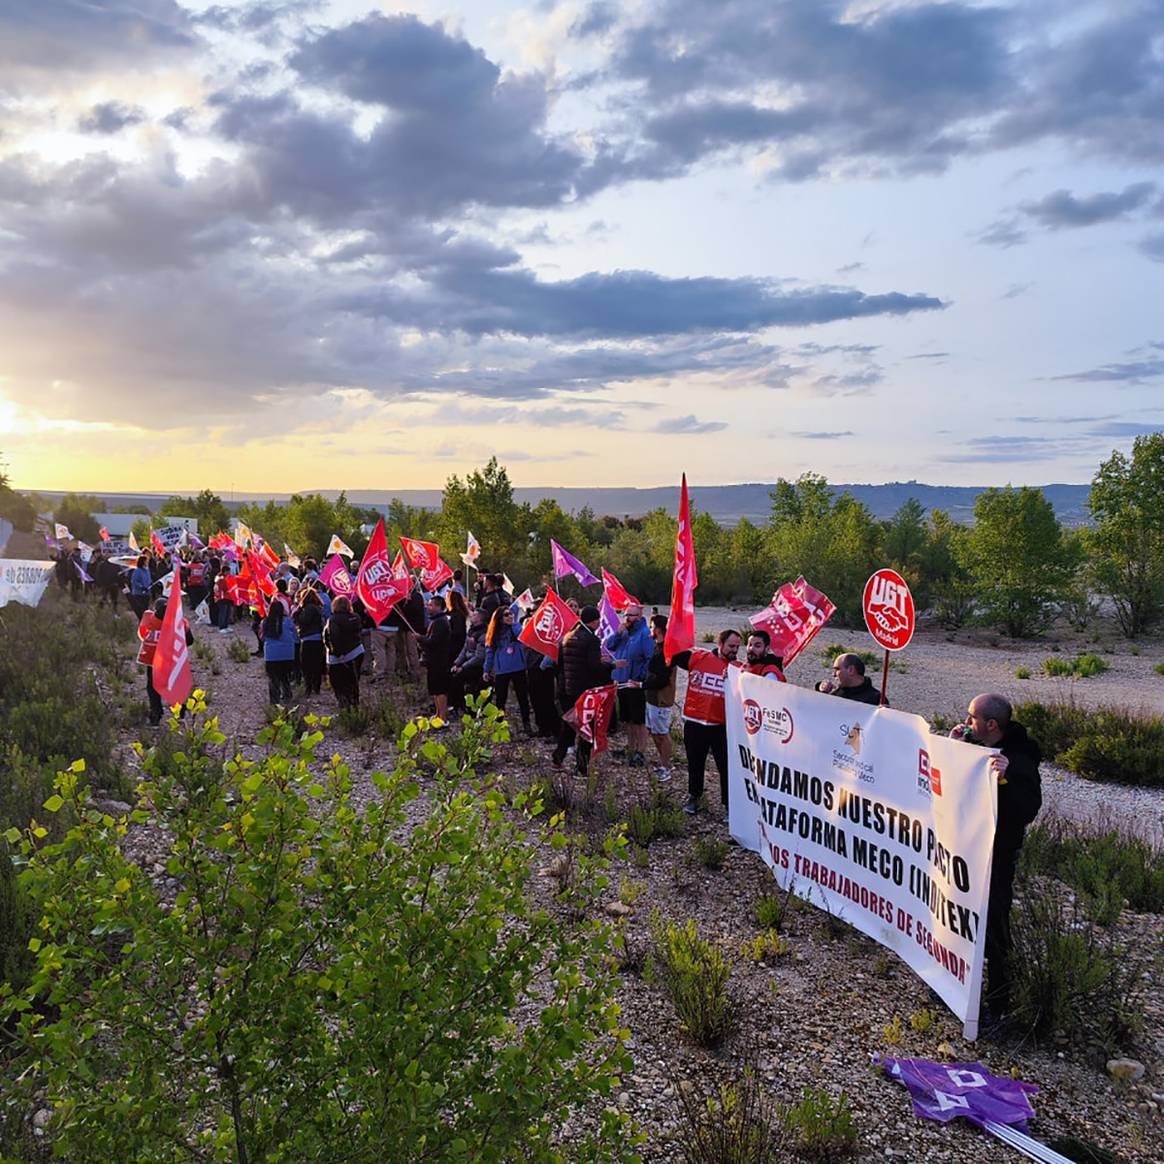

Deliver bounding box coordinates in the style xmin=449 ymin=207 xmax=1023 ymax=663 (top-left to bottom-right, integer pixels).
xmin=601 ymin=567 xmax=640 ymax=611
xmin=246 ymin=550 xmax=276 ymax=597
xmin=358 ymin=519 xmax=411 ymax=623
xmin=256 ymin=539 xmax=280 ymax=571
xmin=419 ymin=556 xmax=454 ymax=592
xmin=152 ymin=556 xmax=193 ymax=710
xmin=564 ymin=684 xmax=617 ymax=754
xmin=518 ymin=589 xmax=579 ymax=662
xmin=664 ymin=474 xmax=698 ymax=662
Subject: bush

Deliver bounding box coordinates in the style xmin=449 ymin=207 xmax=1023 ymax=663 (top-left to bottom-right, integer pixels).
xmin=226 ymin=636 xmax=252 ymax=663
xmin=648 ymin=915 xmax=733 ymax=1046
xmin=1022 ymin=819 xmax=1164 ymax=918
xmin=1073 ymin=653 xmax=1109 ymax=678
xmin=1015 ymin=666 xmax=1031 ymax=680
xmin=692 ymin=836 xmax=730 ymax=870
xmin=753 ymin=885 xmax=798 ymax=934
xmin=777 ymin=1087 xmax=858 ymax=1160
xmin=1043 ymin=656 xmax=1074 ymax=677
xmin=1 ymin=706 xmax=636 ymax=1161
xmin=1010 ymin=876 xmax=1145 ymax=1050
xmin=1014 ymin=701 xmax=1164 ymax=787
xmin=1154 ymin=662 xmax=1164 ymax=677
xmin=677 ymin=1067 xmax=779 ymax=1164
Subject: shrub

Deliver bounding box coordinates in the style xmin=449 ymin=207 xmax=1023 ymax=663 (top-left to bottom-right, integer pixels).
xmin=740 ymin=930 xmax=788 ymax=963
xmin=1043 ymin=656 xmax=1074 ymax=677
xmin=753 ymin=884 xmax=798 ymax=933
xmin=1072 ymin=653 xmax=1109 ymax=678
xmin=226 ymin=636 xmax=252 ymax=663
xmin=677 ymin=1067 xmax=779 ymax=1164
xmin=648 ymin=915 xmax=733 ymax=1046
xmin=693 ymin=836 xmax=730 ymax=870
xmin=335 ymin=702 xmax=370 ymax=737
xmin=909 ymin=1008 xmax=936 ymax=1034
xmin=1015 ymin=666 xmax=1031 ymax=680
xmin=1010 ymin=875 xmax=1145 ymax=1050
xmin=818 ymin=642 xmax=880 ymax=671
xmin=1154 ymin=662 xmax=1164 ymax=677
xmin=778 ymin=1087 xmax=858 ymax=1160
xmin=1014 ymin=701 xmax=1164 ymax=787
xmin=2 ymin=705 xmax=636 ymax=1161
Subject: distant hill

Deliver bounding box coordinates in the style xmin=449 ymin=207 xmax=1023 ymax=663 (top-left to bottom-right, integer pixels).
xmin=31 ymin=481 xmax=1093 ymax=526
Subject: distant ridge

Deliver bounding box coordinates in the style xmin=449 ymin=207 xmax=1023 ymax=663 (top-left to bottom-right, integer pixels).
xmin=32 ymin=482 xmax=1093 ymax=526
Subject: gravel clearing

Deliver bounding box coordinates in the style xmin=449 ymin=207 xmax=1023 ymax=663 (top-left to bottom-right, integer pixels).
xmin=114 ymin=610 xmax=1164 ymax=1163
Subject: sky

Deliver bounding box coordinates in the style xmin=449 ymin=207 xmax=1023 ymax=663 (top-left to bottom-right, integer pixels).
xmin=1 ymin=0 xmax=1162 ymax=495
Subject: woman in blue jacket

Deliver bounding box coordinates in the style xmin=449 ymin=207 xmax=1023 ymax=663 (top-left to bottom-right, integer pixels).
xmin=483 ymin=605 xmax=532 ymax=734
xmin=261 ymin=600 xmax=297 ymax=704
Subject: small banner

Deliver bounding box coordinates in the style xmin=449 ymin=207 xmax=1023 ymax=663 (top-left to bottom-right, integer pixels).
xmin=518 ymin=588 xmax=579 ymax=662
xmin=0 ymin=560 xmax=56 ymax=608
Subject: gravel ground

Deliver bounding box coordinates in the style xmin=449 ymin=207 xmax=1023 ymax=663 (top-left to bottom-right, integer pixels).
xmin=112 ymin=609 xmax=1164 ymax=1163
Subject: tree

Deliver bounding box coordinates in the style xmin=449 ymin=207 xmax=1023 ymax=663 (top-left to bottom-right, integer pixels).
xmin=1086 ymin=433 xmax=1164 ymax=637
xmin=53 ymin=494 xmax=102 ymax=543
xmin=964 ymin=487 xmax=1076 ymax=637
xmin=4 ymin=708 xmax=636 ymax=1162
xmin=157 ymin=489 xmax=231 ymax=536
xmin=437 ymin=458 xmax=526 ymax=572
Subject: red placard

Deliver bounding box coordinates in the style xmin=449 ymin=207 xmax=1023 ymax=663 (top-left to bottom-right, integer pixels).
xmin=862 ymin=568 xmax=915 ymax=651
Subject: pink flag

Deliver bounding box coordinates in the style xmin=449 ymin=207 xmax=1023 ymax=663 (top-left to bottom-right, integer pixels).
xmin=663 ymin=474 xmax=697 ymax=663
xmin=550 ymin=539 xmax=599 ymax=587
xmin=319 ymin=554 xmax=354 ymax=597
xmin=601 ymin=568 xmax=640 ymax=611
xmin=358 ymin=519 xmax=411 ymax=623
xmin=152 ymin=557 xmax=193 ymax=710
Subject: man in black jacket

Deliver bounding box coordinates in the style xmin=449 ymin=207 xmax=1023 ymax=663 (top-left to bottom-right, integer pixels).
xmin=951 ymin=693 xmax=1043 ymax=1034
xmin=552 ymin=605 xmax=612 ymax=775
xmin=815 ymin=652 xmax=883 ymax=706
xmin=418 ymin=593 xmax=452 ymax=721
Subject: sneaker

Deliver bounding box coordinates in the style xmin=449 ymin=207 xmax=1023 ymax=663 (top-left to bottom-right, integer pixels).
xmin=653 ymin=766 xmax=672 ymax=783
xmin=683 ymin=798 xmax=698 ymax=815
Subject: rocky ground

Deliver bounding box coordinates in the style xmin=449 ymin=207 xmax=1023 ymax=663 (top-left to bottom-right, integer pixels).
xmin=109 ymin=606 xmax=1164 ymax=1163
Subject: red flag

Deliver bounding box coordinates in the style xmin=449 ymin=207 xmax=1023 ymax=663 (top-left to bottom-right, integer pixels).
xmin=256 ymin=539 xmax=280 ymax=570
xmin=419 ymin=556 xmax=454 ymax=592
xmin=749 ymin=577 xmax=835 ymax=669
xmin=99 ymin=526 xmax=110 ymax=542
xmin=358 ymin=519 xmax=411 ymax=622
xmin=663 ymin=474 xmax=698 ymax=663
xmin=399 ymin=536 xmax=440 ymax=573
xmin=564 ymin=684 xmax=617 ymax=754
xmin=246 ymin=550 xmax=276 ymax=598
xmin=518 ymin=589 xmax=579 ymax=662
xmin=152 ymin=556 xmax=193 ymax=710
xmin=150 ymin=529 xmax=166 ymax=556
xmin=601 ymin=568 xmax=640 ymax=611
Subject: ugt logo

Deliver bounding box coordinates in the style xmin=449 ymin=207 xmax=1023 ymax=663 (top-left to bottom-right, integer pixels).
xmin=742 ymin=699 xmax=763 ymax=735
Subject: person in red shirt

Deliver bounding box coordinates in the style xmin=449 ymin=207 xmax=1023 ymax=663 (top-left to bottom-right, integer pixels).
xmin=137 ymin=597 xmax=194 ymax=726
xmin=671 ymin=628 xmax=742 ymax=816
xmin=743 ymin=630 xmax=786 ymax=681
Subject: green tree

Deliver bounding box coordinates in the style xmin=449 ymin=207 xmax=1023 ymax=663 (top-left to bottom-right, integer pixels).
xmin=4 ymin=707 xmax=637 ymax=1162
xmin=437 ymin=458 xmax=527 ymax=572
xmin=964 ymin=486 xmax=1076 ymax=637
xmin=53 ymin=494 xmax=102 ymax=543
xmin=1086 ymin=432 xmax=1164 ymax=636
xmin=157 ymin=489 xmax=231 ymax=536
xmin=923 ymin=510 xmax=975 ymax=628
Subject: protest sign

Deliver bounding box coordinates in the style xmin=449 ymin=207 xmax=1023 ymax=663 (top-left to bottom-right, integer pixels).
xmin=725 ymin=671 xmax=997 ymax=1038
xmin=864 ymin=568 xmax=916 ymax=652
xmin=0 ymin=560 xmax=56 ymax=608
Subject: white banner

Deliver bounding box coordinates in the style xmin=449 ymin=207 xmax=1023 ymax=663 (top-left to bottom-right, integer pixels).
xmin=0 ymin=559 xmax=56 ymax=608
xmin=156 ymin=526 xmax=188 ymax=551
xmin=726 ymin=672 xmax=998 ymax=1039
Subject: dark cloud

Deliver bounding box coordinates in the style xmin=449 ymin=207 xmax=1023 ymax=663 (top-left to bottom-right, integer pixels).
xmin=1018 ymin=182 xmax=1156 ymax=229
xmin=0 ymin=0 xmax=195 ymax=77
xmin=78 ymin=101 xmax=146 ymax=135
xmin=977 ymin=219 xmax=1027 ymax=248
xmin=195 ymin=1 xmax=320 ymax=35
xmin=654 ymin=415 xmax=728 ymax=434
xmin=906 ymin=351 xmax=949 ymax=361
xmin=1139 ymin=232 xmax=1164 ymax=262
xmin=572 ymin=3 xmax=618 ymax=38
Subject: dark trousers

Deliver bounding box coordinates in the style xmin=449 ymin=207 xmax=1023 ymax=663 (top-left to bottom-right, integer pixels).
xmin=130 ymin=594 xmax=150 ymax=619
xmin=684 ymin=720 xmax=729 ymax=806
xmin=985 ymin=835 xmax=1022 ymax=1014
xmin=329 ymin=660 xmax=360 ymax=708
xmin=300 ymin=640 xmax=324 ymax=695
xmin=449 ymin=666 xmax=483 ymax=711
xmin=528 ymin=666 xmax=560 ymax=737
xmin=145 ymin=666 xmax=163 ymax=725
xmin=491 ymin=671 xmax=531 ymax=726
xmin=552 ymin=720 xmax=592 ymax=775
xmin=266 ymin=660 xmax=294 ymax=704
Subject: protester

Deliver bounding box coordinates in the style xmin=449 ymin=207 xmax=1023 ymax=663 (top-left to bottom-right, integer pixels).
xmin=552 ymin=605 xmax=612 ymax=776
xmin=293 ymin=587 xmax=325 ymax=697
xmin=137 ymin=596 xmax=193 ymax=726
xmin=671 ymin=628 xmax=742 ymax=817
xmin=324 ymin=595 xmax=364 ymax=709
xmin=525 ymin=617 xmax=561 ymax=739
xmin=129 ymin=554 xmax=154 ymax=618
xmin=816 ymin=652 xmax=882 ymax=705
xmin=604 ymin=601 xmax=653 ymax=767
xmin=261 ymin=597 xmax=296 ymax=704
xmin=642 ymin=614 xmax=677 ymax=782
xmin=949 ymin=693 xmax=1043 ymax=1035
xmin=449 ymin=608 xmax=487 ymax=713
xmin=446 ymin=588 xmax=469 ymax=662
xmin=479 ymin=573 xmax=505 ymax=619
xmin=483 ymin=605 xmax=532 ymax=734
xmin=744 ymin=630 xmax=786 ymax=680
xmin=419 ymin=593 xmax=452 ymax=721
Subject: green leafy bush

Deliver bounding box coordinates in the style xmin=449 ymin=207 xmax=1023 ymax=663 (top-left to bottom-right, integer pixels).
xmin=2 ymin=705 xmax=636 ymax=1161
xmin=1043 ymin=656 xmax=1074 ymax=677
xmin=226 ymin=636 xmax=252 ymax=663
xmin=1015 ymin=666 xmax=1031 ymax=680
xmin=1014 ymin=701 xmax=1164 ymax=787
xmin=777 ymin=1087 xmax=858 ymax=1159
xmin=692 ymin=836 xmax=730 ymax=870
xmin=677 ymin=1067 xmax=778 ymax=1164
xmin=1154 ymin=662 xmax=1164 ymax=677
xmin=1072 ymin=653 xmax=1109 ymax=677
xmin=647 ymin=915 xmax=733 ymax=1046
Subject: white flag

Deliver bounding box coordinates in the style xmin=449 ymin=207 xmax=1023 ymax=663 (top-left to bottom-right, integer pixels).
xmin=55 ymin=523 xmax=72 ymax=541
xmin=283 ymin=543 xmax=301 ymax=568
xmin=461 ymin=530 xmax=481 ymax=569
xmin=328 ymin=534 xmax=354 ymax=557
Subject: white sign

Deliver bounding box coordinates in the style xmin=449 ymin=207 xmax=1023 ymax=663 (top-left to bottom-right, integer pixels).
xmin=155 ymin=526 xmax=188 ymax=551
xmin=0 ymin=559 xmax=56 ymax=608
xmin=726 ymin=671 xmax=998 ymax=1039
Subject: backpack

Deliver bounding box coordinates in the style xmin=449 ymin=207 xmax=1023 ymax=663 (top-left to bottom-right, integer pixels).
xmin=263 ymin=602 xmax=285 ymax=640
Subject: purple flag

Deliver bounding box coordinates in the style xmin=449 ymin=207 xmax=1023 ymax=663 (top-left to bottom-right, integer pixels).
xmin=44 ymin=533 xmax=58 ymax=550
xmin=319 ymin=553 xmax=354 ymax=597
xmin=876 ymin=1056 xmax=1038 ymax=1131
xmin=550 ymin=539 xmax=599 ymax=587
xmin=188 ymin=532 xmax=205 ymax=549
xmin=74 ymin=560 xmax=94 ymax=585
xmin=598 ymin=592 xmax=619 ymax=643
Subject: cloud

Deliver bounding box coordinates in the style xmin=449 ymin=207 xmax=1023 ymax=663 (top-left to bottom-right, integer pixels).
xmin=789 ymin=430 xmax=853 ymax=439
xmin=78 ymin=101 xmax=147 ymax=135
xmin=937 ymin=435 xmax=1083 ymax=463
xmin=1087 ymin=421 xmax=1164 ymax=437
xmin=906 ymin=351 xmax=949 ymax=361
xmin=1000 ymin=282 xmax=1032 ymax=299
xmin=653 ymin=415 xmax=728 ymax=434
xmin=977 ymin=219 xmax=1027 ymax=248
xmin=1051 ymin=352 xmax=1164 ymax=384
xmin=1018 ymin=182 xmax=1157 ymax=229
xmin=1139 ymin=232 xmax=1164 ymax=262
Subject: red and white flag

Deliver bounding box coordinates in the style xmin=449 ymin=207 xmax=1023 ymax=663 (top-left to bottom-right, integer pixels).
xmin=664 ymin=474 xmax=698 ymax=663
xmin=399 ymin=536 xmax=439 ymax=572
xmin=327 ymin=534 xmax=354 ymax=557
xmin=99 ymin=526 xmax=110 ymax=542
xmin=749 ymin=576 xmax=836 ymax=669
xmin=319 ymin=554 xmax=354 ymax=597
xmin=150 ymin=529 xmax=166 ymax=556
xmin=601 ymin=567 xmax=640 ymax=611
xmin=358 ymin=519 xmax=411 ymax=623
xmin=152 ymin=556 xmax=193 ymax=710
xmin=256 ymin=539 xmax=280 ymax=571
xmin=518 ymin=588 xmax=579 ymax=662
xmin=565 ymin=684 xmax=617 ymax=753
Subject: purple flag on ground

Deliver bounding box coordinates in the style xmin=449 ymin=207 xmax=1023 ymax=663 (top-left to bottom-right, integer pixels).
xmin=550 ymin=539 xmax=599 ymax=587
xmin=876 ymin=1056 xmax=1039 ymax=1131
